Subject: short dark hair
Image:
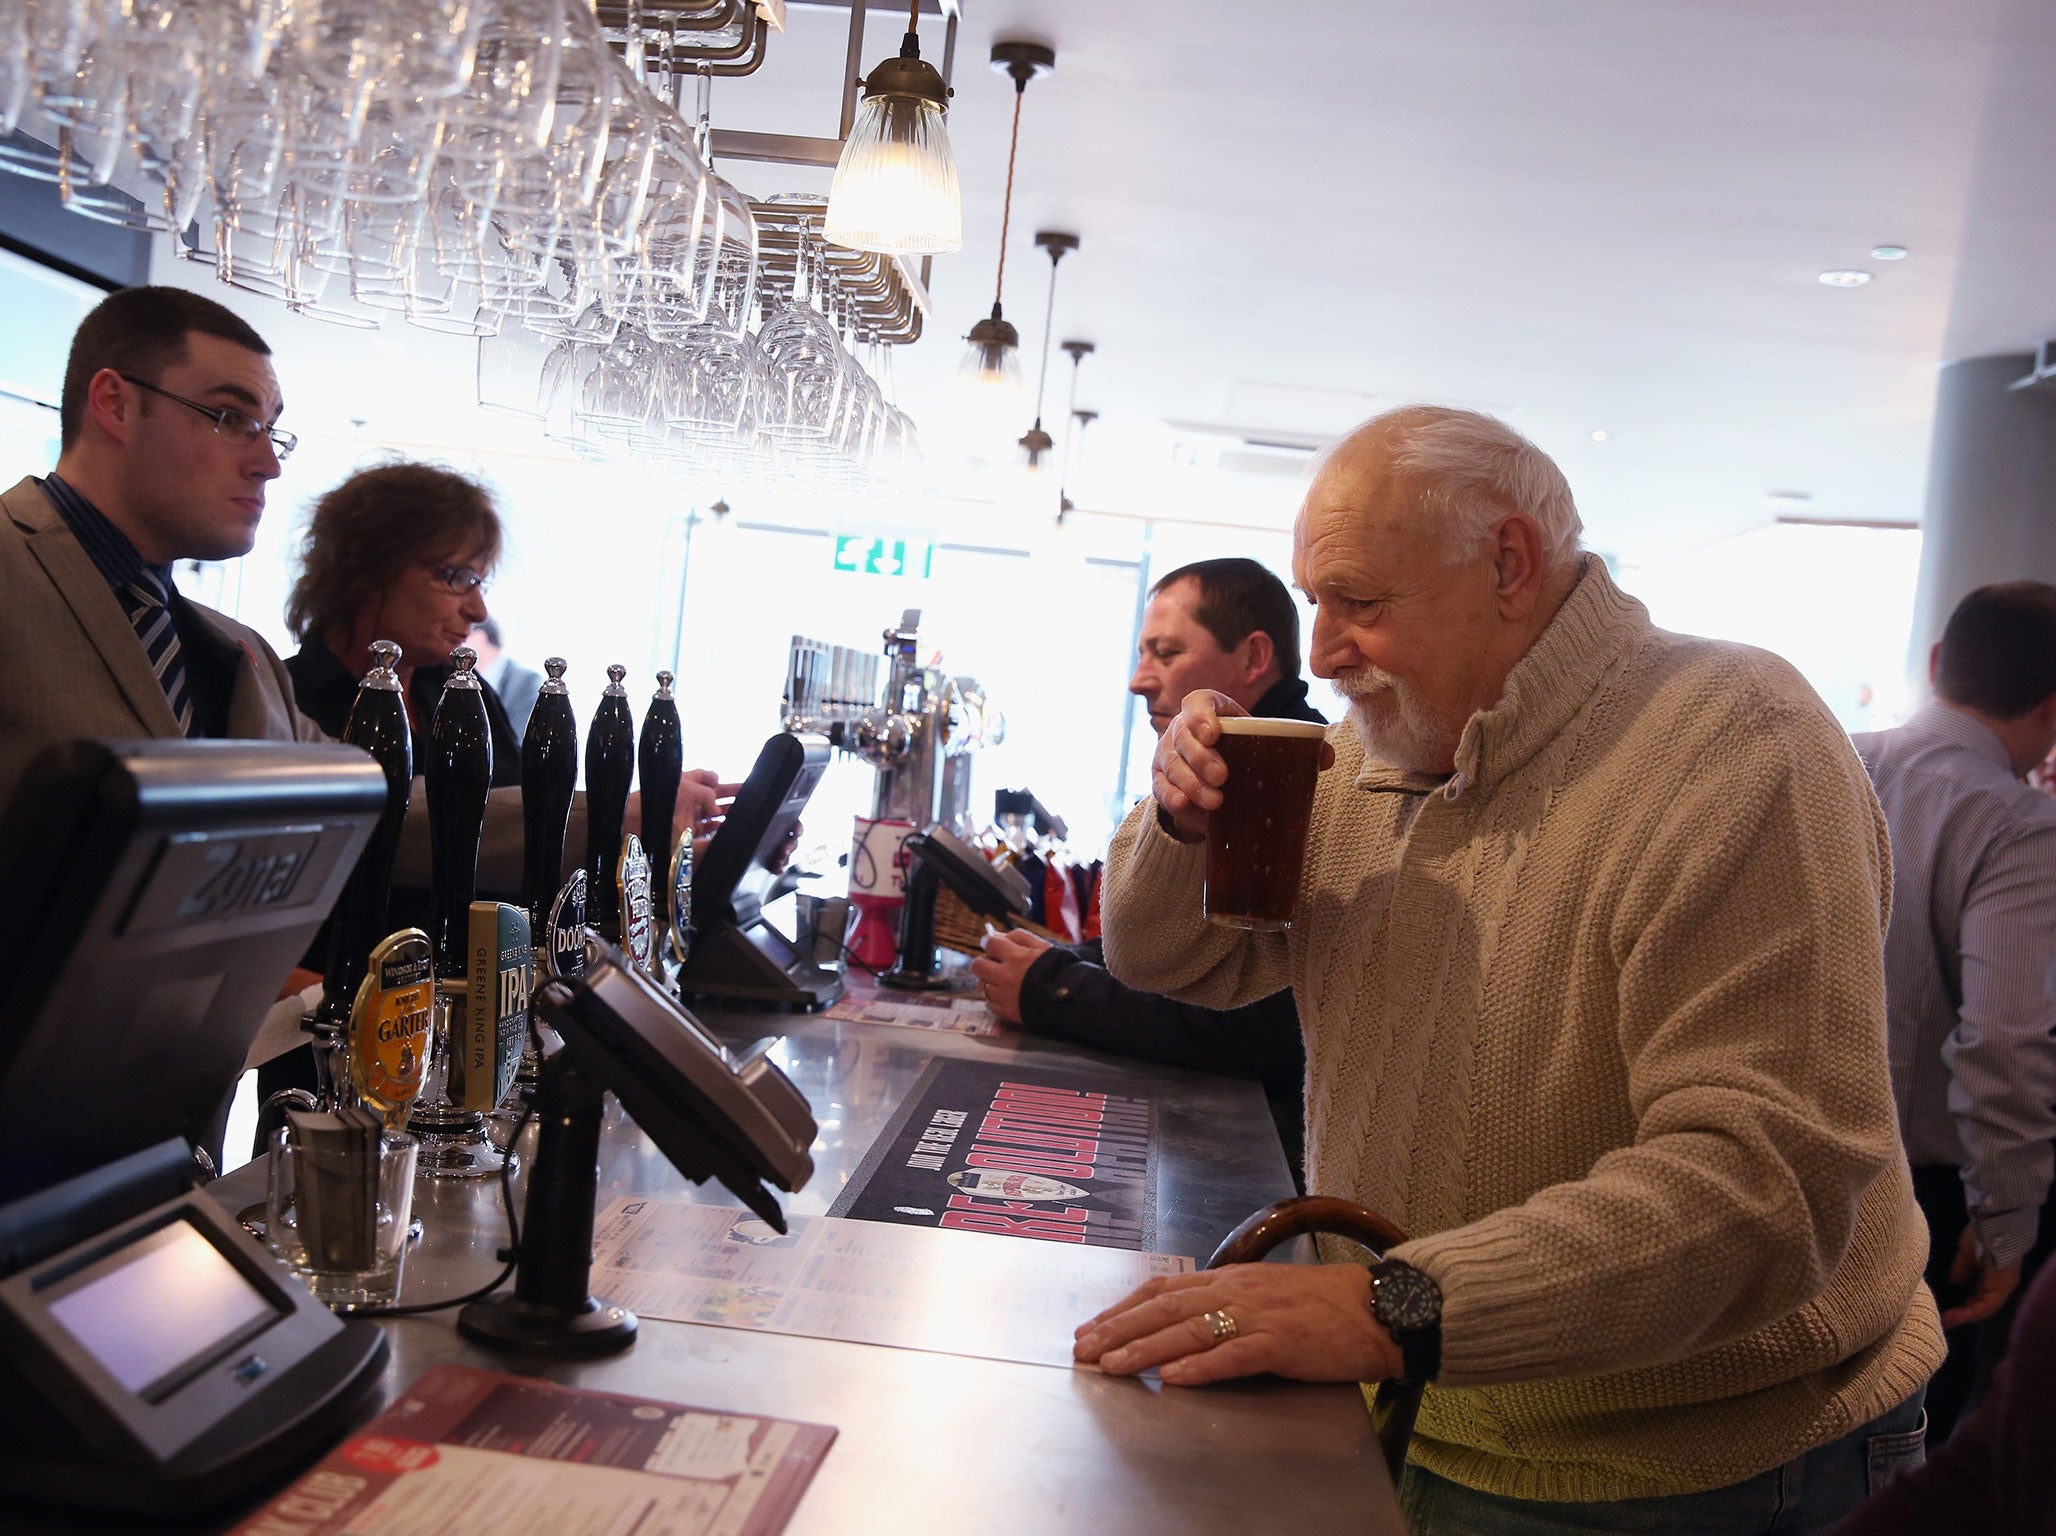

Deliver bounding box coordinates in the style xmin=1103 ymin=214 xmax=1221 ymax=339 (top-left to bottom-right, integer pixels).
xmin=1935 ymin=582 xmax=2056 ymax=718
xmin=1151 ymin=557 xmax=1301 ymax=682
xmin=286 ymin=463 xmax=504 ymax=644
xmin=61 ymin=285 xmax=271 ymax=449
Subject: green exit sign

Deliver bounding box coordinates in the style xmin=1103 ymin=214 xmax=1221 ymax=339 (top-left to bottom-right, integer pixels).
xmin=833 ymin=535 xmax=933 ymax=579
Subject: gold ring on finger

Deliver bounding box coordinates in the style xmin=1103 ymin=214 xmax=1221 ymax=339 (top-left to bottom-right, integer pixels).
xmin=1202 ymin=1308 xmax=1238 ymax=1345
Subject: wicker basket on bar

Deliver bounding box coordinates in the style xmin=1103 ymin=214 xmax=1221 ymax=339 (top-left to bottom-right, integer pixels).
xmin=932 ymin=886 xmax=1066 ymax=957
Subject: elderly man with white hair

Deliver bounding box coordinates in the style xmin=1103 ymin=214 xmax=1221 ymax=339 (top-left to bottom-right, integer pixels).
xmin=1074 ymin=407 xmax=1943 ymax=1532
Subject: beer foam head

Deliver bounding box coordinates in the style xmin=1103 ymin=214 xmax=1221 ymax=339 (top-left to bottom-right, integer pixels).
xmin=1215 ymin=717 xmax=1328 ymax=740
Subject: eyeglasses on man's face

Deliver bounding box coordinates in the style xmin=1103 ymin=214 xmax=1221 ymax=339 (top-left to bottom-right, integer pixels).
xmin=428 ymin=563 xmax=491 ymax=595
xmin=117 ymin=373 xmax=298 ymax=461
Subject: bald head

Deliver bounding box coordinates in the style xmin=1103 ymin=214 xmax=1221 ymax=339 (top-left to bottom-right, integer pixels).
xmin=1316 ymin=406 xmax=1584 ymax=574
xmin=1291 ymin=407 xmax=1585 ymax=774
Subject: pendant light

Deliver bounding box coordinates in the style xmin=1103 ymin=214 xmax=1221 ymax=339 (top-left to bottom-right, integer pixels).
xmin=1057 ymin=410 xmax=1097 ymax=523
xmin=1016 ymin=230 xmax=1077 ymax=473
xmin=954 ymin=40 xmax=1055 ymax=439
xmin=824 ymin=0 xmax=962 ymax=255
xmin=1057 ymin=340 xmax=1095 ymax=523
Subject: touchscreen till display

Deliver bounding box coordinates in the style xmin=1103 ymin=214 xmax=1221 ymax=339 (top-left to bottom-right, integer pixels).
xmin=46 ymin=1219 xmax=278 ymax=1397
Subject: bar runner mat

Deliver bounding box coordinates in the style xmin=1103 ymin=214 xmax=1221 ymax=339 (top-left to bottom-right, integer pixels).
xmin=228 ymin=1363 xmax=834 ymax=1536
xmin=826 ymin=1057 xmax=1159 ymax=1252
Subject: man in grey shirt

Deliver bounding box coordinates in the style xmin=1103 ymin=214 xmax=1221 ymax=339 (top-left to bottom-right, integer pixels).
xmin=1854 ymin=580 xmax=2056 ymax=1439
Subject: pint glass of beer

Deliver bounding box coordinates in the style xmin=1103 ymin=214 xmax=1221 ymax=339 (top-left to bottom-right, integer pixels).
xmin=1204 ymin=718 xmax=1328 ymax=931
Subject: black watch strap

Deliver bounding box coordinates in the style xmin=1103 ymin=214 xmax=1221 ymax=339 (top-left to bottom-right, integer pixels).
xmin=1368 ymin=1260 xmax=1443 ymax=1384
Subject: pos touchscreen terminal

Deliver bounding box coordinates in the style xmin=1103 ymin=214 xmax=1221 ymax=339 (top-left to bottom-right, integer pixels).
xmin=458 ymin=938 xmax=817 ymax=1355
xmin=0 ymin=738 xmax=391 ymax=1517
xmin=677 ymin=730 xmax=842 ymax=1008
xmin=0 ymin=738 xmax=385 ymax=1200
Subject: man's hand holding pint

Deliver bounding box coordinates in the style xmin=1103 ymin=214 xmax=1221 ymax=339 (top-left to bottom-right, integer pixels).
xmin=1151 ymin=690 xmax=1245 ymax=841
xmin=1152 ymin=690 xmax=1333 ymax=842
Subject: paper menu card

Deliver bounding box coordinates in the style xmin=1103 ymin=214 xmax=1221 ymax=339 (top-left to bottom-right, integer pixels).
xmin=229 ymin=1363 xmax=834 ymax=1536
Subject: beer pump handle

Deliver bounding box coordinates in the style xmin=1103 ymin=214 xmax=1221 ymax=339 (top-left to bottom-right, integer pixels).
xmin=312 ymin=640 xmax=412 ymax=1097
xmin=521 ymin=656 xmax=578 ymax=937
xmin=584 ymin=663 xmax=635 ymax=941
xmin=639 ymin=670 xmax=683 ymax=924
xmin=426 ymin=647 xmax=493 ymax=982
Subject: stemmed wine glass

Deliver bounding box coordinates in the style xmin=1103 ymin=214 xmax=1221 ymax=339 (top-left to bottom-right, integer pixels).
xmin=756 ymin=214 xmax=848 ymax=445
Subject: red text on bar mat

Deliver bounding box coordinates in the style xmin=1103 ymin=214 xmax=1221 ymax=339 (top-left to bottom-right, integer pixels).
xmin=825 ymin=1058 xmax=1158 ymax=1251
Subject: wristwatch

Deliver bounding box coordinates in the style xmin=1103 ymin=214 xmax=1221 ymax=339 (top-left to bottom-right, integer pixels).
xmin=1368 ymin=1259 xmax=1443 ymax=1383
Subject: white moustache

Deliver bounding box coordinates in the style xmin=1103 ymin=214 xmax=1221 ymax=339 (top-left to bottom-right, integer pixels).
xmin=1332 ymin=667 xmax=1401 ymax=702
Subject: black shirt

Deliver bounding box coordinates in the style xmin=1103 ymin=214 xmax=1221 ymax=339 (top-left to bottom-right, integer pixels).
xmin=286 ymin=636 xmax=523 ymax=788
xmin=1249 ymin=674 xmax=1328 ymax=726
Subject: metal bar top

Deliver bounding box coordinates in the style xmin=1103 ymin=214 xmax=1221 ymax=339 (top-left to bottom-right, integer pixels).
xmin=199 ymin=1008 xmax=1403 ymax=1535
xmin=687 ymin=1002 xmax=1298 ymax=1262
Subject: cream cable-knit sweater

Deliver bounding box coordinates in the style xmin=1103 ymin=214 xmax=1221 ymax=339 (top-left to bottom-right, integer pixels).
xmin=1102 ymin=559 xmax=1943 ymax=1502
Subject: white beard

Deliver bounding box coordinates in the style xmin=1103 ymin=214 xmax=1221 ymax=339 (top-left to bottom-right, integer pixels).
xmin=1332 ymin=667 xmax=1464 ymax=775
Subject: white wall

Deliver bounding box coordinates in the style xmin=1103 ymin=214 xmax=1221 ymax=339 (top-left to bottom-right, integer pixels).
xmin=1622 ymin=522 xmax=1925 ymax=731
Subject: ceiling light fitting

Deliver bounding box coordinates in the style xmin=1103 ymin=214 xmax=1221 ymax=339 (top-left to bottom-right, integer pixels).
xmin=693 ymin=2 xmax=958 ymax=170
xmin=1056 ymin=340 xmax=1096 ymax=521
xmin=824 ymin=0 xmax=963 ymax=255
xmin=1017 ymin=230 xmax=1079 ymax=473
xmin=954 ymin=39 xmax=1056 ymax=433
xmin=1870 ymin=244 xmax=1908 ymax=261
xmin=1818 ymin=269 xmax=1873 ymax=287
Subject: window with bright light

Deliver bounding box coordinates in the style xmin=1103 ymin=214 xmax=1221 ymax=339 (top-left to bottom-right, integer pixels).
xmin=1622 ymin=522 xmax=1925 ymax=732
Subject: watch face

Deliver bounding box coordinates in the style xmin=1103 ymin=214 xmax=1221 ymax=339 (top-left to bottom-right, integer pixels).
xmin=1375 ymin=1266 xmax=1441 ymax=1332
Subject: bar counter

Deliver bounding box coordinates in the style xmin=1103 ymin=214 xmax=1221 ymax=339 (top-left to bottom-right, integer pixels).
xmin=12 ymin=1003 xmax=1405 ymax=1534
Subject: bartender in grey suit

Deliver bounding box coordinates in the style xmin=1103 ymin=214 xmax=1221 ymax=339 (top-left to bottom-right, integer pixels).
xmin=0 ymin=285 xmax=312 ymax=749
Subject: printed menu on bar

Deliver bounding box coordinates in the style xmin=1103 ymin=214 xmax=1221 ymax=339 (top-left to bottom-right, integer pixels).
xmin=229 ymin=1363 xmax=835 ymax=1536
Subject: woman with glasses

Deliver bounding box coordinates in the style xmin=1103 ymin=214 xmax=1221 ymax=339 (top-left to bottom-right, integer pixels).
xmin=284 ymin=460 xmax=522 ymax=785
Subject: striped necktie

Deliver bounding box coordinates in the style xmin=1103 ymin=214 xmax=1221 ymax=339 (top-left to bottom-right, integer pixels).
xmin=125 ymin=571 xmax=196 ymax=736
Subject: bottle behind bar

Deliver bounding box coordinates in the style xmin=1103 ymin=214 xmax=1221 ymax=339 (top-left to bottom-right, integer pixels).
xmin=640 ymin=669 xmax=683 ymax=926
xmin=584 ymin=663 xmax=634 ymax=941
xmin=311 ymin=639 xmax=413 ymax=1101
xmin=521 ymin=656 xmax=578 ymax=940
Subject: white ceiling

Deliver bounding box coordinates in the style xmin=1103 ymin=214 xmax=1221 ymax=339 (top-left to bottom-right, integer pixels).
xmin=720 ymin=0 xmax=2054 ymax=564
xmin=140 ymin=0 xmax=2056 ymax=566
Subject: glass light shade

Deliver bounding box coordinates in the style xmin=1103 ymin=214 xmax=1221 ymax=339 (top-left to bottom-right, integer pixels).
xmin=951 ymin=327 xmax=1026 ymax=451
xmin=1016 ymin=421 xmax=1056 ymax=474
xmin=825 ymin=93 xmax=961 ymax=255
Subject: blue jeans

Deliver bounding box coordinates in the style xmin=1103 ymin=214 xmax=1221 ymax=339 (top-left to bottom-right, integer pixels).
xmin=1398 ymin=1391 xmax=1926 ymax=1535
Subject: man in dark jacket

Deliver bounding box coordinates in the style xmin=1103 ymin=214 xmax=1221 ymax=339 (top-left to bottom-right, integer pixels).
xmin=973 ymin=558 xmax=1321 ymax=1182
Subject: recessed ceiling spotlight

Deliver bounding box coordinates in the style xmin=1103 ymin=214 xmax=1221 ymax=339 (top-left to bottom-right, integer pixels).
xmin=1763 ymin=489 xmax=1814 ymax=507
xmin=1819 ymin=269 xmax=1873 ymax=288
xmin=1589 ymin=429 xmax=1610 ymax=442
xmin=1870 ymin=244 xmax=1908 ymax=261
